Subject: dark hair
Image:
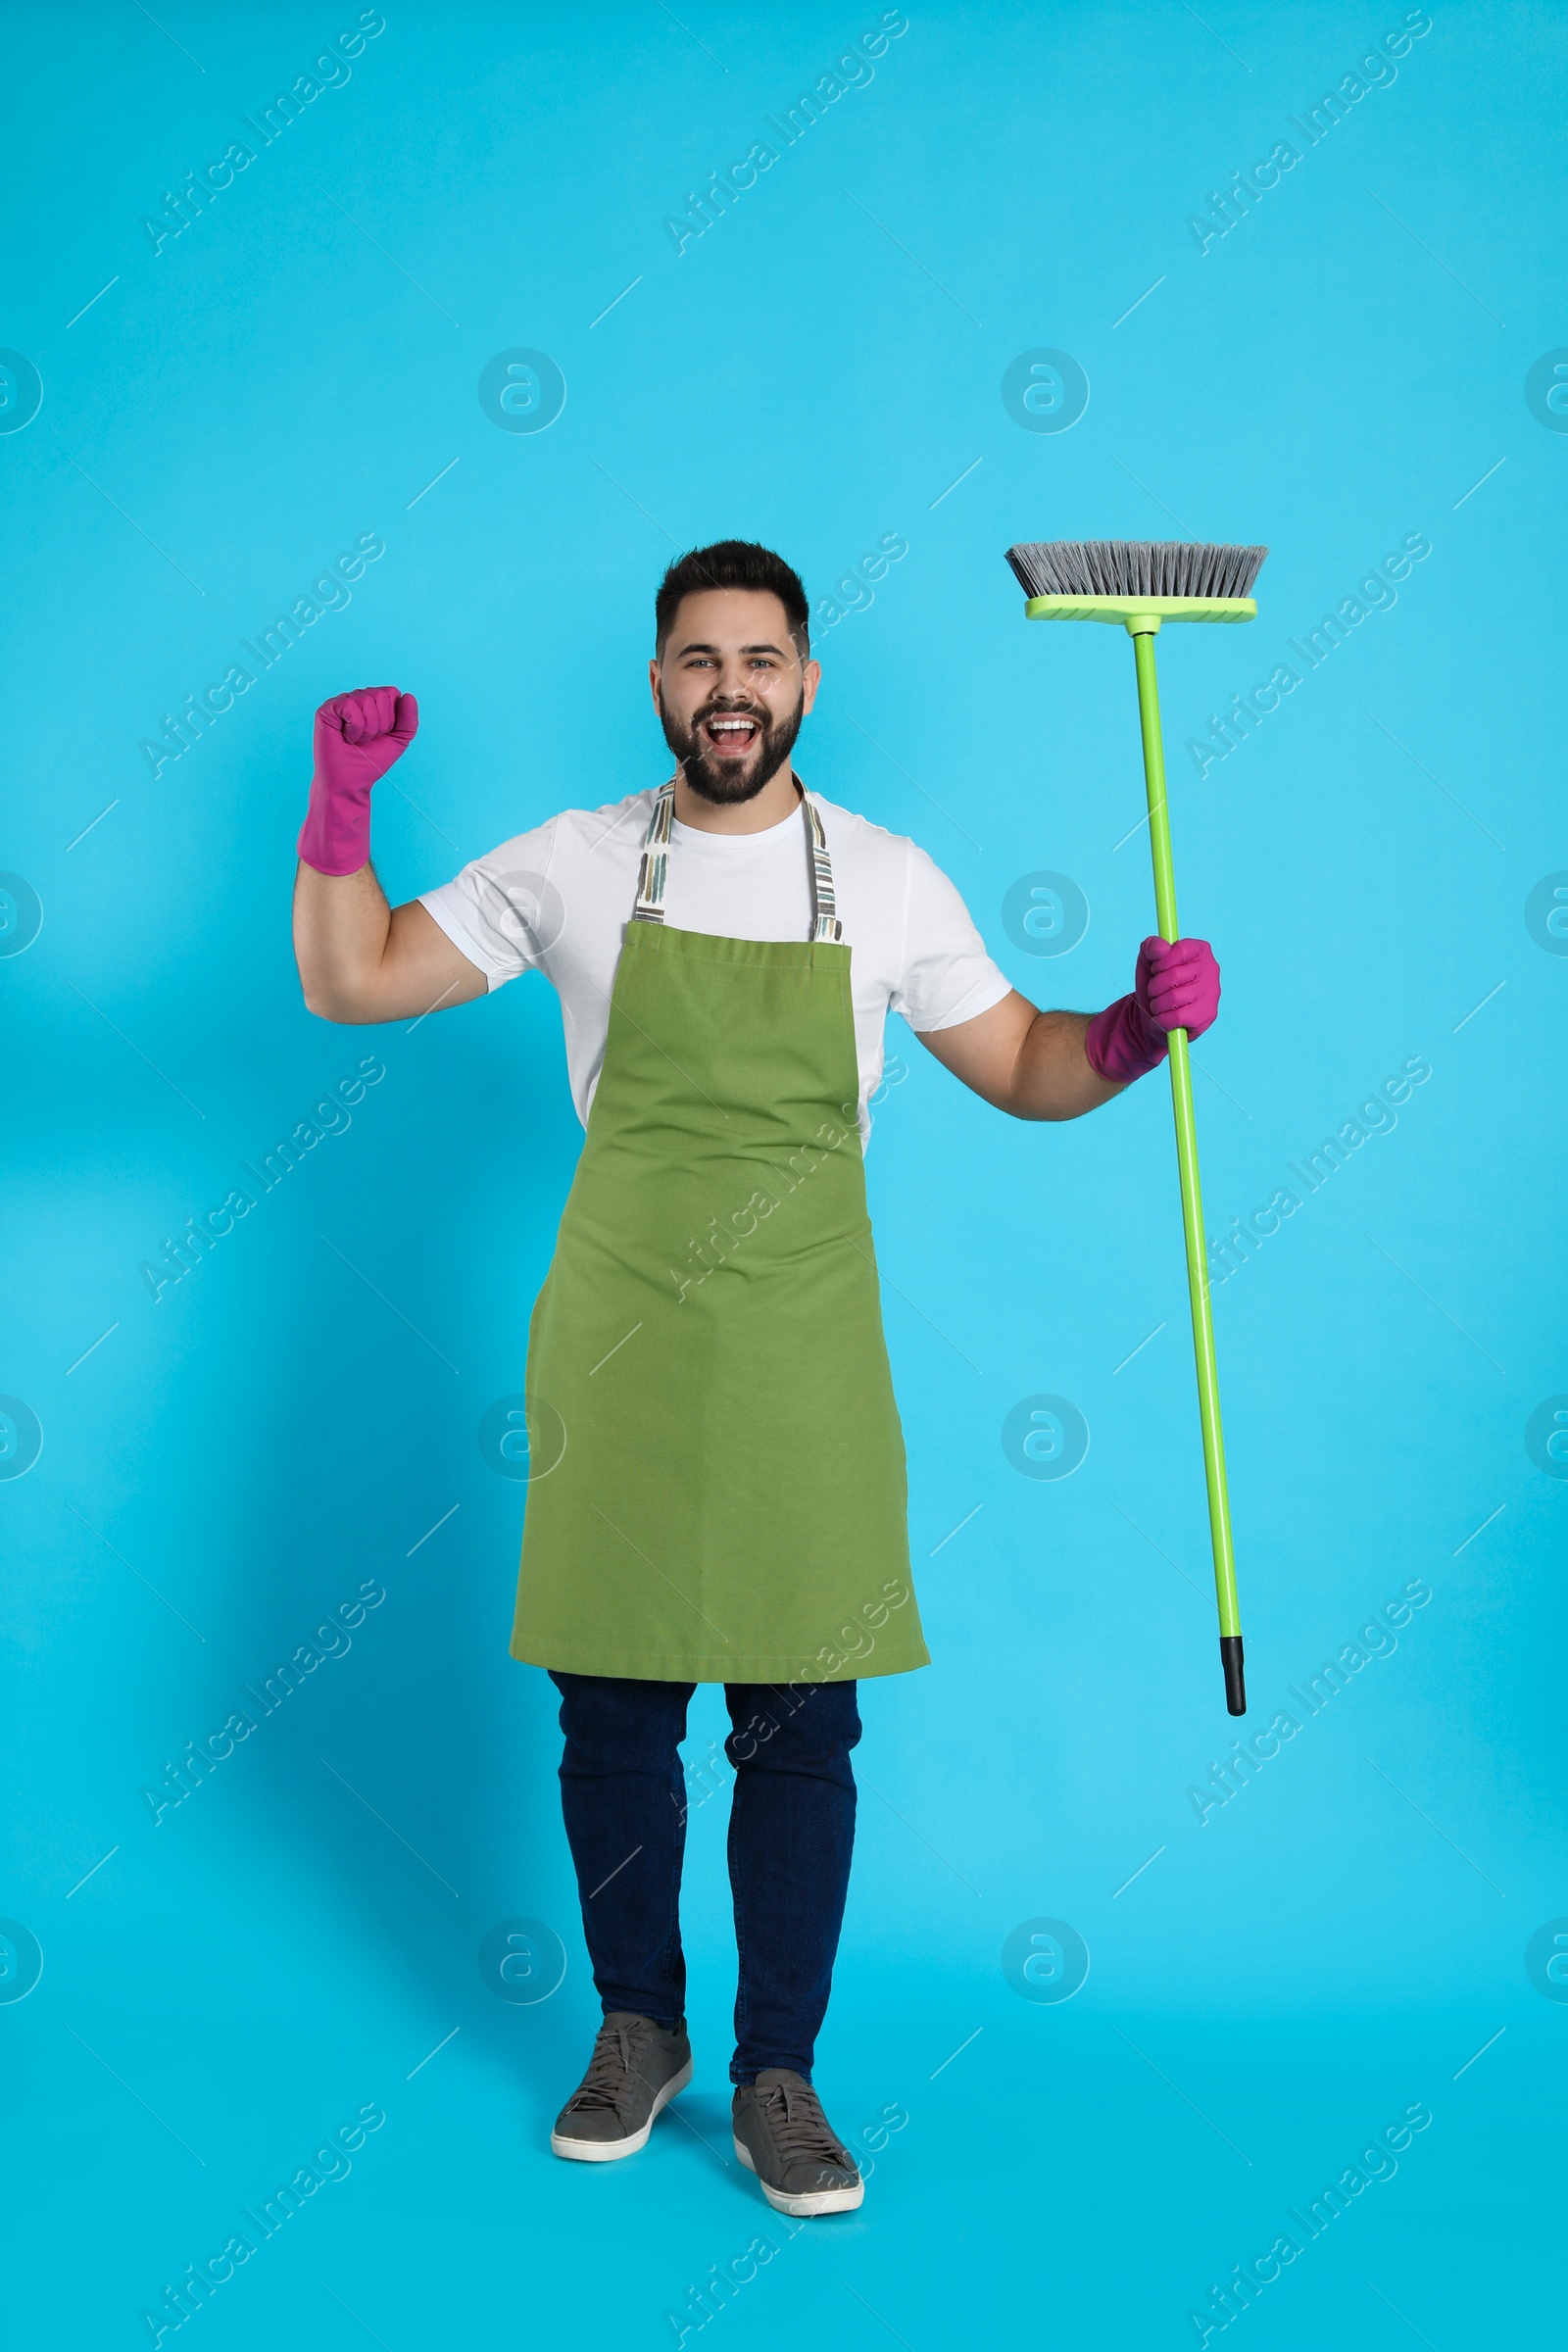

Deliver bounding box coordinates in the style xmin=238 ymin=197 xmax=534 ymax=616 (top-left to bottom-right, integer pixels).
xmin=655 ymin=540 xmax=809 ymax=661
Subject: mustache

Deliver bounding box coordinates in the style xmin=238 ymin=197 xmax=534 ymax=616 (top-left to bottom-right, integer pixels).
xmin=695 ymin=699 xmax=770 ymax=728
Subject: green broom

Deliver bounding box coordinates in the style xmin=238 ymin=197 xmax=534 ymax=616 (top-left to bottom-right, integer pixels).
xmin=1004 ymin=538 xmax=1268 ymax=1716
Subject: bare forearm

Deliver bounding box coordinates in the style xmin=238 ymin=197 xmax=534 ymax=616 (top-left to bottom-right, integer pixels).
xmin=1004 ymin=1007 xmax=1125 ymax=1120
xmin=915 ymin=991 xmax=1125 ymax=1120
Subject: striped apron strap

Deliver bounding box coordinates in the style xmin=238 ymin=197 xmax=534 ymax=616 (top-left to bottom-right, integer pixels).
xmin=631 ymin=777 xmax=676 ymax=924
xmin=631 ymin=776 xmax=843 ymax=942
xmin=803 ymin=790 xmax=844 ymax=943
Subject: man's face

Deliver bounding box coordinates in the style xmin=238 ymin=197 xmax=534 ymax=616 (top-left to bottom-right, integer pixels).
xmin=650 ymin=588 xmax=819 ymax=806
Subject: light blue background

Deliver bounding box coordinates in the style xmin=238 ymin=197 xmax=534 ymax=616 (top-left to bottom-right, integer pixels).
xmin=3 ymin=3 xmax=1562 ymax=2343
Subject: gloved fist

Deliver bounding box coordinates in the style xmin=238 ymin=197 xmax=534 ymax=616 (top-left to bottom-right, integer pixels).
xmin=314 ymin=686 xmax=418 ymax=788
xmin=1135 ymin=935 xmax=1220 ymax=1041
xmin=298 ymin=686 xmax=419 ymax=876
xmin=1085 ymin=934 xmax=1221 ymax=1085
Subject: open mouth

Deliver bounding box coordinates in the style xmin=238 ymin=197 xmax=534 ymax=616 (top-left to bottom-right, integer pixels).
xmin=700 ymin=710 xmax=763 ymax=760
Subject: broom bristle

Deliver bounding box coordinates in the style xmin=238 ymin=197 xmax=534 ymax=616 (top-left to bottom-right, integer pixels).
xmin=1004 ymin=540 xmax=1268 ymax=600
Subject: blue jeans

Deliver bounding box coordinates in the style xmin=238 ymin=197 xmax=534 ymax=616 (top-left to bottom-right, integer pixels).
xmin=549 ymin=1673 xmax=861 ymax=2083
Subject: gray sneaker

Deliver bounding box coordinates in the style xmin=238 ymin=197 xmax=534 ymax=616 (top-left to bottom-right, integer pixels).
xmin=732 ymin=2068 xmax=864 ymax=2215
xmin=550 ymin=2012 xmax=693 ymax=2162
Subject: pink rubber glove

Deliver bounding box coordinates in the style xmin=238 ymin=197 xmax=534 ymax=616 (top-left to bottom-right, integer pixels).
xmin=297 ymin=686 xmax=419 ymax=876
xmin=1085 ymin=936 xmax=1221 ymax=1084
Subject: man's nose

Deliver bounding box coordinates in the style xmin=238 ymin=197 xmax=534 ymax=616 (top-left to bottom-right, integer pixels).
xmin=712 ymin=662 xmax=754 ymax=699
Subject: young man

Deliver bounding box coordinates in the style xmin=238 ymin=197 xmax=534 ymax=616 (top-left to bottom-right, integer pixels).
xmin=291 ymin=541 xmax=1219 ymax=2217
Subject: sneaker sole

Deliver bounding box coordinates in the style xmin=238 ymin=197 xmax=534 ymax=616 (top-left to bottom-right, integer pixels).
xmin=733 ymin=2132 xmax=864 ymax=2215
xmin=550 ymin=2058 xmax=693 ymax=2162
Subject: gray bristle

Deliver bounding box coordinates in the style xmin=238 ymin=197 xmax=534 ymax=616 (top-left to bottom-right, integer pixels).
xmin=1004 ymin=540 xmax=1268 ymax=600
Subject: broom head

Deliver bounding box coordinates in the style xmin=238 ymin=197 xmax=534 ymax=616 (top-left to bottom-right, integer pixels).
xmin=1005 ymin=539 xmax=1267 ymax=627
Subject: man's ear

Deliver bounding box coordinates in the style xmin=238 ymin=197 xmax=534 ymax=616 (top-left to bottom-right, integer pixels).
xmin=801 ymin=657 xmax=821 ymax=714
xmin=648 ymin=657 xmax=663 ymax=714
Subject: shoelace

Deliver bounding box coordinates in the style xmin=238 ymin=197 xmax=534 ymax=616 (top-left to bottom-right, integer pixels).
xmin=757 ymin=2079 xmax=853 ymax=2172
xmin=564 ymin=2021 xmax=654 ymax=2116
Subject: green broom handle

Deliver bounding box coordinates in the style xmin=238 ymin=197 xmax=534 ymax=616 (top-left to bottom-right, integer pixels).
xmin=1129 ymin=623 xmax=1246 ymax=1715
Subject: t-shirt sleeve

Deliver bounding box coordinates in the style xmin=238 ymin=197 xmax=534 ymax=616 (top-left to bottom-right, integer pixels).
xmin=890 ymin=840 xmax=1015 ymax=1034
xmin=416 ymin=816 xmax=562 ymax=992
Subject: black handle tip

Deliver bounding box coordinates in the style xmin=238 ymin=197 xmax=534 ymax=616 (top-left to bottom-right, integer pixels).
xmin=1220 ymin=1634 xmax=1247 ymax=1716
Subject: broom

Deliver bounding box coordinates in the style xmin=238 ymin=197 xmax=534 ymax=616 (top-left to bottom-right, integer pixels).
xmin=1004 ymin=538 xmax=1269 ymax=1717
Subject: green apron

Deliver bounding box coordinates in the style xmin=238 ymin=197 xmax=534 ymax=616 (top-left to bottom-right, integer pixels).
xmin=511 ymin=777 xmax=928 ymax=1686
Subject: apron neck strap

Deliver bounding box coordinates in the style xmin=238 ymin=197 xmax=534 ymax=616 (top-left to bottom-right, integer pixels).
xmin=631 ymin=778 xmax=843 ymax=942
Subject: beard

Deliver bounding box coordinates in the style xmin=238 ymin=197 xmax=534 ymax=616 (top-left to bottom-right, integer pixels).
xmin=659 ymin=688 xmax=806 ymax=807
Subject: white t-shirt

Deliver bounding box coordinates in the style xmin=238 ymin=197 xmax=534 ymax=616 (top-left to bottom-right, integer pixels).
xmin=417 ymin=782 xmax=1013 ymax=1146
